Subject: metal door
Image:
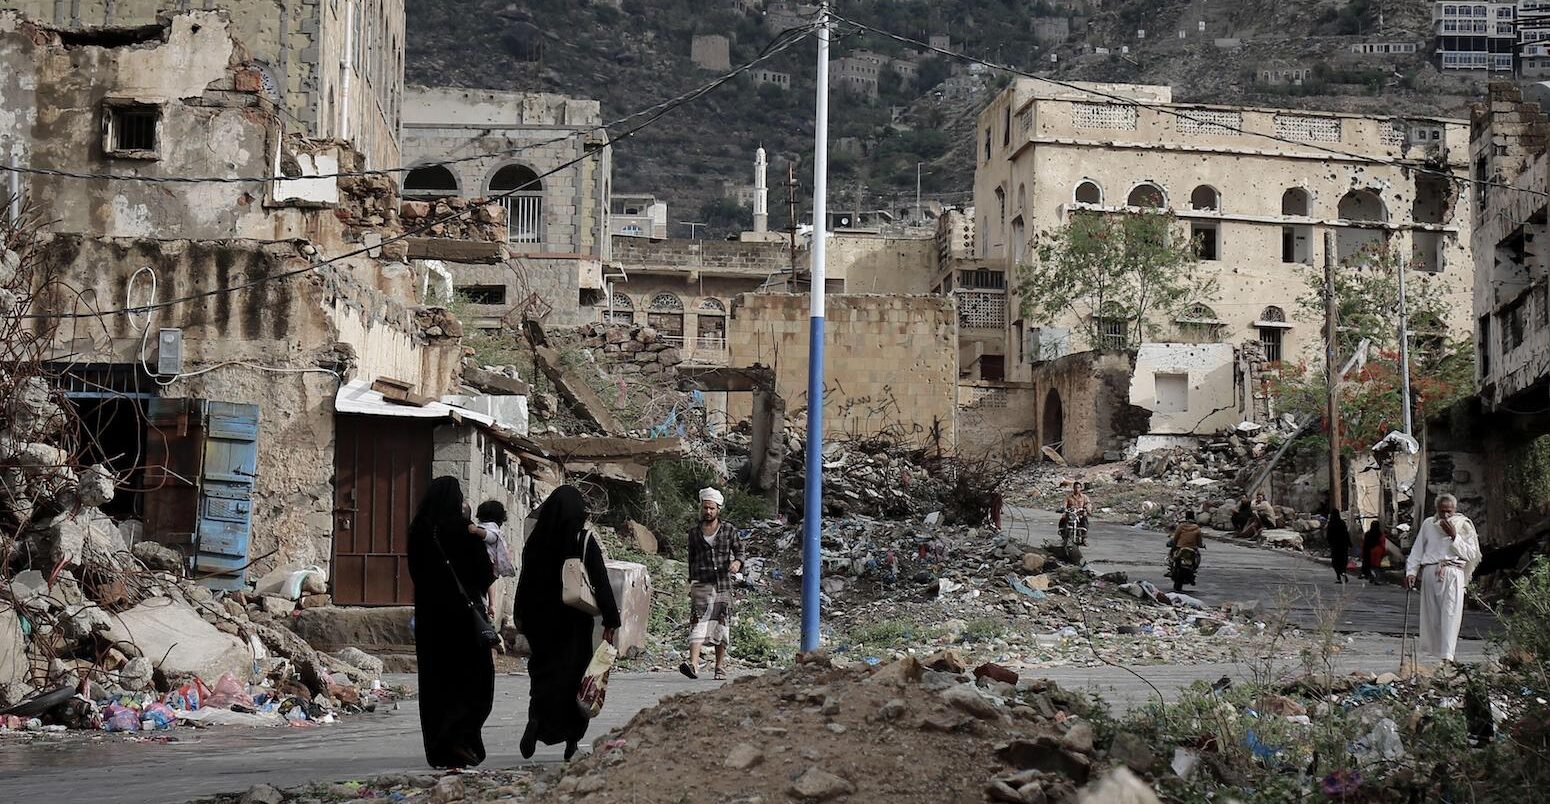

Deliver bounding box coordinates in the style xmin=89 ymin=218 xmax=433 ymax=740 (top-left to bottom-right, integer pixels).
xmin=193 ymin=403 xmax=260 ymax=590
xmin=143 ymin=397 xmax=205 ymax=554
xmin=331 ymin=415 xmax=435 ymax=605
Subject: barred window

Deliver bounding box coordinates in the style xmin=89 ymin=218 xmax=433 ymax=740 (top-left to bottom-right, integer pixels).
xmin=958 ymin=290 xmax=1007 ymax=330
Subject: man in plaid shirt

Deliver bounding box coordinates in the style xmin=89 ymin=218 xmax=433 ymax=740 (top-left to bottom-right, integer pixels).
xmin=679 ymin=487 xmax=745 ymax=680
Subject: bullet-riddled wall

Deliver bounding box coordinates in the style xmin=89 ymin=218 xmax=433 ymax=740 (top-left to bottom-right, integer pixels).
xmin=727 ymin=294 xmax=958 ymax=447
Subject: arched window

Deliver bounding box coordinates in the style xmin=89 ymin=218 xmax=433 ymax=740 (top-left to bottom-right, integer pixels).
xmin=1074 ymin=180 xmax=1102 ymax=205
xmin=403 ymin=164 xmax=459 ymax=197
xmin=1177 ymin=303 xmax=1223 ymax=343
xmin=1256 ymin=306 xmax=1287 ymax=363
xmin=1337 ymin=189 xmax=1387 ymax=222
xmin=1011 ymin=217 xmax=1027 ymax=264
xmin=1016 ymin=183 xmax=1027 ymax=212
xmin=647 ymin=292 xmax=685 ymax=340
xmin=1189 ymin=185 xmax=1219 ymax=211
xmin=697 ymin=297 xmax=728 ymax=348
xmin=1126 ymin=182 xmax=1166 ymax=209
xmin=1281 ymin=187 xmax=1310 ymax=216
xmin=489 ymin=164 xmax=544 ymax=244
xmin=602 ymin=292 xmax=634 ymax=325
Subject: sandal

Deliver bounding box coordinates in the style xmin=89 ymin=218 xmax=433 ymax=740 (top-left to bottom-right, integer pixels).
xmin=714 ymin=666 xmax=727 ymax=680
xmin=678 ymin=661 xmax=699 ymax=679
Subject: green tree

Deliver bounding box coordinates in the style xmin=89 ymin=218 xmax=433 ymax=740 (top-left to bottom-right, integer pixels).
xmin=1017 ymin=211 xmax=1215 ymax=351
xmin=698 ymin=197 xmax=751 ymax=235
xmin=1272 ymin=245 xmax=1474 ymax=452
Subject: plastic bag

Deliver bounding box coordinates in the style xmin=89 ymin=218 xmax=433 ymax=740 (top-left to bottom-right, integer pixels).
xmin=577 ymin=641 xmax=617 ymax=719
xmin=167 ymin=677 xmax=212 ymax=712
xmin=142 ymin=702 xmax=177 ymax=730
xmin=205 ymin=673 xmax=255 ymax=710
xmin=102 ymin=704 xmax=140 ymax=732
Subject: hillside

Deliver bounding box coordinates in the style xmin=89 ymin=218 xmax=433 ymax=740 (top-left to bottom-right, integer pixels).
xmin=405 ymin=0 xmax=1485 ymax=236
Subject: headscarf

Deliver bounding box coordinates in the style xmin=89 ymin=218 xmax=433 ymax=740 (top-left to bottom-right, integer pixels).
xmin=410 ymin=475 xmax=467 ymax=541
xmin=524 ymin=485 xmax=588 ymax=566
xmin=699 ymin=487 xmax=725 ymax=507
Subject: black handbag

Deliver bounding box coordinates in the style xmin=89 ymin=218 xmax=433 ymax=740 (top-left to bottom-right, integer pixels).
xmin=431 ymin=527 xmax=501 ymax=648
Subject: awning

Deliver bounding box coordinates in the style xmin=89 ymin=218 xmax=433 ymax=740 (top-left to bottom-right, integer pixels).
xmin=334 ymin=378 xmax=499 ymax=428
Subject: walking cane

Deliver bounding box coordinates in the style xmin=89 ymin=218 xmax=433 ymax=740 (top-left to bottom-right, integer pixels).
xmin=1400 ymin=584 xmax=1414 ymax=677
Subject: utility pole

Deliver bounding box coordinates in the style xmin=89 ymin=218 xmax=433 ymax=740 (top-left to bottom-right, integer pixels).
xmin=1323 ymin=231 xmax=1344 ymax=511
xmin=679 ymin=221 xmax=706 ymax=240
xmin=801 ymin=1 xmax=831 ymax=654
xmin=915 ymin=162 xmax=924 ymax=224
xmin=1397 ymin=258 xmax=1414 ymax=437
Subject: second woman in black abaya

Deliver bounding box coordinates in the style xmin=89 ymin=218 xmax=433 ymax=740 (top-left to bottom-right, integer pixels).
xmin=407 ymin=476 xmax=496 ymax=770
xmin=515 ymin=485 xmax=620 ymax=760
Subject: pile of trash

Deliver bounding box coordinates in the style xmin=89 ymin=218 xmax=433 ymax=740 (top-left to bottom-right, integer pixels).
xmin=1110 ymin=663 xmax=1548 ymax=802
xmin=538 ymin=653 xmax=1158 ymax=803
xmin=1 ymin=537 xmax=391 ymax=736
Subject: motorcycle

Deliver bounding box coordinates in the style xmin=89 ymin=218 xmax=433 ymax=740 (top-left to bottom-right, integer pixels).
xmin=1167 ymin=545 xmax=1200 ymax=593
xmin=1059 ymin=507 xmax=1088 ymax=565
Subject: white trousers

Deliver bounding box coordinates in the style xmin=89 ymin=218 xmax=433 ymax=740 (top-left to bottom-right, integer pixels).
xmin=1418 ymin=564 xmax=1465 ymax=662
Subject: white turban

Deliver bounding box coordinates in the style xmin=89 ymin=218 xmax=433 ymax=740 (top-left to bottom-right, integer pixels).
xmin=698 ymin=487 xmax=725 ymax=506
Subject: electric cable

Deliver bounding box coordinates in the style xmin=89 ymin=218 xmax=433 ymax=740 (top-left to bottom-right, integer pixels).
xmin=14 ymin=23 xmax=821 ymax=321
xmin=829 ymin=12 xmax=1550 ymax=201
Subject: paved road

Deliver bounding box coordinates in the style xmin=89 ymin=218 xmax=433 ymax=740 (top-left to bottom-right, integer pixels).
xmin=0 ymin=672 xmax=715 ymax=804
xmin=7 ymin=510 xmax=1496 ymax=803
xmin=1003 ymin=506 xmax=1496 ymax=640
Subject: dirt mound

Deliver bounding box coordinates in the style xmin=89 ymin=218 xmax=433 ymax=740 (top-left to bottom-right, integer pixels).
xmin=538 ymin=655 xmax=1119 ymax=803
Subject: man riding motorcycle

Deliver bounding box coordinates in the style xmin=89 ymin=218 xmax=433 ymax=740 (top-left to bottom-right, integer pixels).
xmin=1058 ymin=482 xmax=1092 ymax=546
xmin=1167 ymin=511 xmax=1204 ymax=592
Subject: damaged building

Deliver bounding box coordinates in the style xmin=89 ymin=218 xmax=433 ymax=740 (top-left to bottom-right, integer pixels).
xmin=1 ymin=10 xmax=542 ymax=601
xmin=1427 ymin=83 xmax=1550 ymax=551
xmin=966 ymin=79 xmax=1476 ymax=462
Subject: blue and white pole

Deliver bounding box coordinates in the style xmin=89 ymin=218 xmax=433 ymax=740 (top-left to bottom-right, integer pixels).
xmin=800 ymin=3 xmax=831 ymax=654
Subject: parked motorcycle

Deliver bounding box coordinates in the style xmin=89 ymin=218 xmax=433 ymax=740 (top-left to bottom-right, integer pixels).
xmin=1167 ymin=545 xmax=1200 ymax=593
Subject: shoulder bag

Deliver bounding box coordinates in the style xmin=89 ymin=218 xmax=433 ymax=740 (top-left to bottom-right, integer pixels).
xmin=561 ymin=530 xmax=601 ymax=616
xmin=430 ymin=526 xmax=501 ymax=648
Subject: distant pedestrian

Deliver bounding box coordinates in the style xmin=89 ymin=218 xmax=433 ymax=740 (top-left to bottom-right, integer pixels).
xmin=1405 ymin=494 xmax=1482 ymax=665
xmin=1230 ymin=497 xmax=1253 ymax=534
xmin=1326 ymin=507 xmax=1351 ymax=584
xmin=681 ymin=487 xmax=745 ymax=681
xmin=516 ymin=485 xmax=620 ymax=761
xmin=407 ymin=476 xmax=495 ymax=770
xmin=1361 ymin=521 xmax=1387 ymax=581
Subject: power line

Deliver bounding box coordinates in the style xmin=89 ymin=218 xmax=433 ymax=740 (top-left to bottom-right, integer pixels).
xmin=16 ymin=24 xmax=821 ymax=320
xmin=831 ymin=12 xmax=1550 ymax=201
xmin=0 ymin=24 xmax=816 ymax=186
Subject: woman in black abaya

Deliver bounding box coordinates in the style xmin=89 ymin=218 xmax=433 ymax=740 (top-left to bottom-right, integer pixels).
xmin=516 ymin=485 xmax=620 ymax=760
xmin=407 ymin=476 xmax=496 ymax=769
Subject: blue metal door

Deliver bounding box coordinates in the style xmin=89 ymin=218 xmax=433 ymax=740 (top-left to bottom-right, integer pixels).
xmin=194 ymin=402 xmax=260 ymax=590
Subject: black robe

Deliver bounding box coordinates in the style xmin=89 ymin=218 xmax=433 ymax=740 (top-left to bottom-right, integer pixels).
xmin=407 ymin=508 xmax=497 ymax=769
xmin=515 ymin=487 xmax=621 ymax=748
xmin=1327 ymin=513 xmax=1352 ymax=578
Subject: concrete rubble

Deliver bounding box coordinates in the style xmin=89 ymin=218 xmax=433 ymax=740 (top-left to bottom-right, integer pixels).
xmin=0 ymin=516 xmax=396 ymax=735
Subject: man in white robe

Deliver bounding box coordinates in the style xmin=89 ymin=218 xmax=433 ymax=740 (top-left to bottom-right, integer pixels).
xmin=1404 ymin=494 xmax=1482 ymax=664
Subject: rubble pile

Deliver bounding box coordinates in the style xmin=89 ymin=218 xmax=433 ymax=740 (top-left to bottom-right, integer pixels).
xmin=1112 ymin=665 xmax=1548 ymax=802
xmin=413 ymin=307 xmax=465 ymax=341
xmin=196 ymin=771 xmax=538 ymax=804
xmin=573 ymin=322 xmax=685 ymax=376
xmin=776 ymin=434 xmax=951 ymax=521
xmin=1 ymin=544 xmax=392 ymax=736
xmin=400 ymin=197 xmax=505 ymax=242
xmin=539 ymin=654 xmax=1155 ymax=804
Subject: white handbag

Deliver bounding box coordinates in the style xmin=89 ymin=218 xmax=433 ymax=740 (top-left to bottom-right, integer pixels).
xmin=561 ymin=531 xmax=600 ymax=616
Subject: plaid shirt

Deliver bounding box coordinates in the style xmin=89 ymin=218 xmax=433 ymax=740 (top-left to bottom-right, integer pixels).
xmin=686 ymin=521 xmax=745 ymax=593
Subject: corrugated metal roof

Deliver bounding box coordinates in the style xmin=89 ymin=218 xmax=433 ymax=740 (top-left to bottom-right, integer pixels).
xmin=334 ymin=379 xmax=499 ymax=427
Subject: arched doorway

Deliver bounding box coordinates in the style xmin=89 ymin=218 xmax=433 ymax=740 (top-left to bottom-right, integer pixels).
xmin=1042 ymin=389 xmax=1064 ymax=453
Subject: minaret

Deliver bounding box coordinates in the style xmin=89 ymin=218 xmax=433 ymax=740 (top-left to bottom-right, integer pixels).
xmin=753 ymin=146 xmax=769 ymax=233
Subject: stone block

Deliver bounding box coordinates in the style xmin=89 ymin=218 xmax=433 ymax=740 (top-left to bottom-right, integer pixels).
xmin=105 ymin=597 xmax=252 ymax=683
xmin=292 ymin=606 xmax=415 ymax=652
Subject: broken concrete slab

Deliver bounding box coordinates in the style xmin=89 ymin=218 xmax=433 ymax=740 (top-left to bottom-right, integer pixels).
xmin=624 ymin=520 xmax=659 ymax=554
xmin=532 ymin=344 xmax=623 ymax=435
xmin=536 ymin=436 xmax=685 ymax=462
xmin=104 ymin=597 xmax=252 ymax=683
xmin=461 ymin=365 xmax=531 ymax=396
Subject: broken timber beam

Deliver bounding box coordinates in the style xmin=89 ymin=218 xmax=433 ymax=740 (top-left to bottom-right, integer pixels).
xmin=531 ymin=344 xmax=624 ymax=435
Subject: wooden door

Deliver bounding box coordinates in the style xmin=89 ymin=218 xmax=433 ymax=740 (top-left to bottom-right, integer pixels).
xmin=331 ymin=415 xmax=435 ymax=605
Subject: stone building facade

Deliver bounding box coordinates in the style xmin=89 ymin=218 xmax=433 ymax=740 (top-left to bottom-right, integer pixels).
xmin=973 ymin=79 xmax=1476 ymax=385
xmin=5 ymin=0 xmax=404 ymax=168
xmin=1 ymin=11 xmax=530 ymax=600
